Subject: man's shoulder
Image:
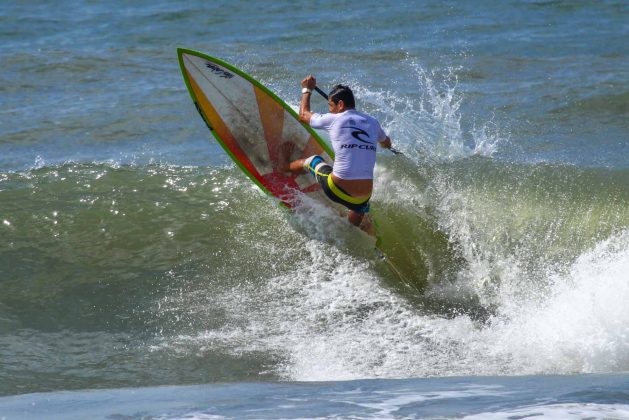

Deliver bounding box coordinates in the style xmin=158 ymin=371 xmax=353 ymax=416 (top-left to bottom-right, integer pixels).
xmin=346 ymin=110 xmax=381 ymax=126
xmin=310 ymin=112 xmax=339 ymax=129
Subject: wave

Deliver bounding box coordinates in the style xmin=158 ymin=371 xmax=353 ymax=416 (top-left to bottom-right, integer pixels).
xmin=1 ymin=158 xmax=627 ymax=388
xmin=3 ymin=159 xmax=624 ymax=291
xmin=550 ymin=91 xmax=629 ymax=120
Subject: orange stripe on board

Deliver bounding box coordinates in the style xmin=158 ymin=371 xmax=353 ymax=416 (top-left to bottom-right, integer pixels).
xmin=186 ymin=69 xmax=262 ymax=181
xmin=254 ymin=86 xmax=285 ymax=168
xmin=301 ymin=135 xmax=325 ymax=159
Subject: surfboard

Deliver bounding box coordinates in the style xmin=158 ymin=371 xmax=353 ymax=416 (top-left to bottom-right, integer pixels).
xmin=177 ymin=48 xmax=337 ymax=209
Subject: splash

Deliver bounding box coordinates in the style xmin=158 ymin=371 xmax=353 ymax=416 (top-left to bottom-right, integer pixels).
xmin=353 ymin=55 xmax=502 ymax=163
xmin=482 ymin=230 xmax=629 ymax=374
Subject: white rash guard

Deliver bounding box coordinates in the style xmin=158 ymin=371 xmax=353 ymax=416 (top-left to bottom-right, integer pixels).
xmin=309 ymin=109 xmax=387 ymax=180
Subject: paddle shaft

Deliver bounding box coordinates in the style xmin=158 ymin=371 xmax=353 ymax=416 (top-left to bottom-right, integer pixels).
xmin=312 ymin=86 xmax=403 ymax=156
xmin=314 ymin=86 xmax=329 ymax=100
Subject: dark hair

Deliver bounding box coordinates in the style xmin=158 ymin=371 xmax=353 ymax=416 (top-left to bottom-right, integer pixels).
xmin=329 ymin=84 xmax=355 ymax=109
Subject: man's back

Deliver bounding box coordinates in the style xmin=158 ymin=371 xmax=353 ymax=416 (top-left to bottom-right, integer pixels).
xmin=310 ymin=109 xmax=387 ymax=180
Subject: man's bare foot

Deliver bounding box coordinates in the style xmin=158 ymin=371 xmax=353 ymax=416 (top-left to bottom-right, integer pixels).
xmin=277 ymin=142 xmax=295 ymax=173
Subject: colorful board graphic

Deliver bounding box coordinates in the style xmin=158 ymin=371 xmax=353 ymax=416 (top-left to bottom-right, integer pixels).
xmin=177 ymin=48 xmax=337 ymax=209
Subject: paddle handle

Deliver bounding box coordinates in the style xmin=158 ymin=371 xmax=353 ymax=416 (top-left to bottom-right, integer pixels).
xmin=314 ymin=86 xmax=328 ymax=100
xmin=313 ymin=86 xmax=403 ymax=156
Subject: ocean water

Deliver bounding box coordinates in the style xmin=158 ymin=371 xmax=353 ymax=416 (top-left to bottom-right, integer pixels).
xmin=1 ymin=0 xmax=628 ymax=418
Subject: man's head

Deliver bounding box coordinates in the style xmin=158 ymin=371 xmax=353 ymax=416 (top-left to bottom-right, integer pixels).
xmin=328 ymin=84 xmax=355 ymax=113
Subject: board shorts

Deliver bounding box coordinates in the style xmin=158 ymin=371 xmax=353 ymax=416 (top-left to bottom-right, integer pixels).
xmin=303 ymin=155 xmax=371 ymax=213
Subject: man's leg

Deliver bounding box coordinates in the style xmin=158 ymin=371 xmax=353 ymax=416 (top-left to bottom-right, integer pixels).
xmin=284 ymin=153 xmax=325 ymax=176
xmin=348 ymin=210 xmax=364 ymax=227
xmin=351 ymin=211 xmax=376 ymax=236
xmin=287 ymin=159 xmax=306 ymax=173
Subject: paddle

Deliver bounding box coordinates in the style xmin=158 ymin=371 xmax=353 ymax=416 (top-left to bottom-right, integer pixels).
xmin=313 ymin=86 xmax=404 ymax=156
xmin=313 ymin=86 xmax=329 ymax=100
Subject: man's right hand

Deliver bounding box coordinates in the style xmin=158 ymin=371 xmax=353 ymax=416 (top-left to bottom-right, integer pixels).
xmin=380 ymin=136 xmax=392 ymax=149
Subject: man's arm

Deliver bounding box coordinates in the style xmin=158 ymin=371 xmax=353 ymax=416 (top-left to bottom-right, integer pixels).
xmin=379 ymin=136 xmax=392 ymax=149
xmin=299 ymin=75 xmax=317 ymax=124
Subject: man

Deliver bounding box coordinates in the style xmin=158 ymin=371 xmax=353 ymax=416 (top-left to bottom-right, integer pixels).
xmin=282 ymin=75 xmax=393 ymax=232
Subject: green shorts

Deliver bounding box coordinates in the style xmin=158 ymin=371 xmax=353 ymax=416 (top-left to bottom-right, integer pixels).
xmin=304 ymin=155 xmax=371 ymax=213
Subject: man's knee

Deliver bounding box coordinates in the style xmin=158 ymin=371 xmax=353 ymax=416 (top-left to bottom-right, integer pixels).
xmin=303 ymin=155 xmax=325 ymax=174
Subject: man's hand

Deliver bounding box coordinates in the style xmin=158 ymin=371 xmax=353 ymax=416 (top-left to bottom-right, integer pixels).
xmin=301 ymin=75 xmax=317 ymax=90
xmin=380 ymin=136 xmax=392 ymax=149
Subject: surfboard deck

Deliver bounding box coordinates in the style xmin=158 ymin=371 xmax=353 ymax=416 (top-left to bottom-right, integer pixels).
xmin=177 ymin=48 xmax=341 ymax=210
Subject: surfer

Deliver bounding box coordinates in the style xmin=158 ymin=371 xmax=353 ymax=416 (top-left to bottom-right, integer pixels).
xmin=282 ymin=75 xmax=393 ymax=232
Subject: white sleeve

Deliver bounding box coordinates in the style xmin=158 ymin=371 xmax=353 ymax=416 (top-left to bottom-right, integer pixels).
xmin=309 ymin=113 xmax=337 ymax=130
xmin=375 ymin=121 xmax=388 ymax=143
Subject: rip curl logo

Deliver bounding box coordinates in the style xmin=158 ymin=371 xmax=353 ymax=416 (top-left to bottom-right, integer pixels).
xmin=340 ymin=144 xmax=377 ymax=151
xmin=205 ymin=62 xmax=234 ymax=79
xmin=342 ymin=126 xmax=373 ymax=144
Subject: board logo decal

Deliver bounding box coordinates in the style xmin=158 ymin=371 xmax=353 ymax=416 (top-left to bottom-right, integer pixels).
xmin=205 ymin=62 xmax=234 ymax=79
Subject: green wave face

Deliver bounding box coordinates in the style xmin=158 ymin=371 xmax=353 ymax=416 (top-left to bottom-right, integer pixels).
xmin=1 ymin=159 xmax=627 ymax=393
xmin=2 ymin=160 xmax=626 ymax=309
